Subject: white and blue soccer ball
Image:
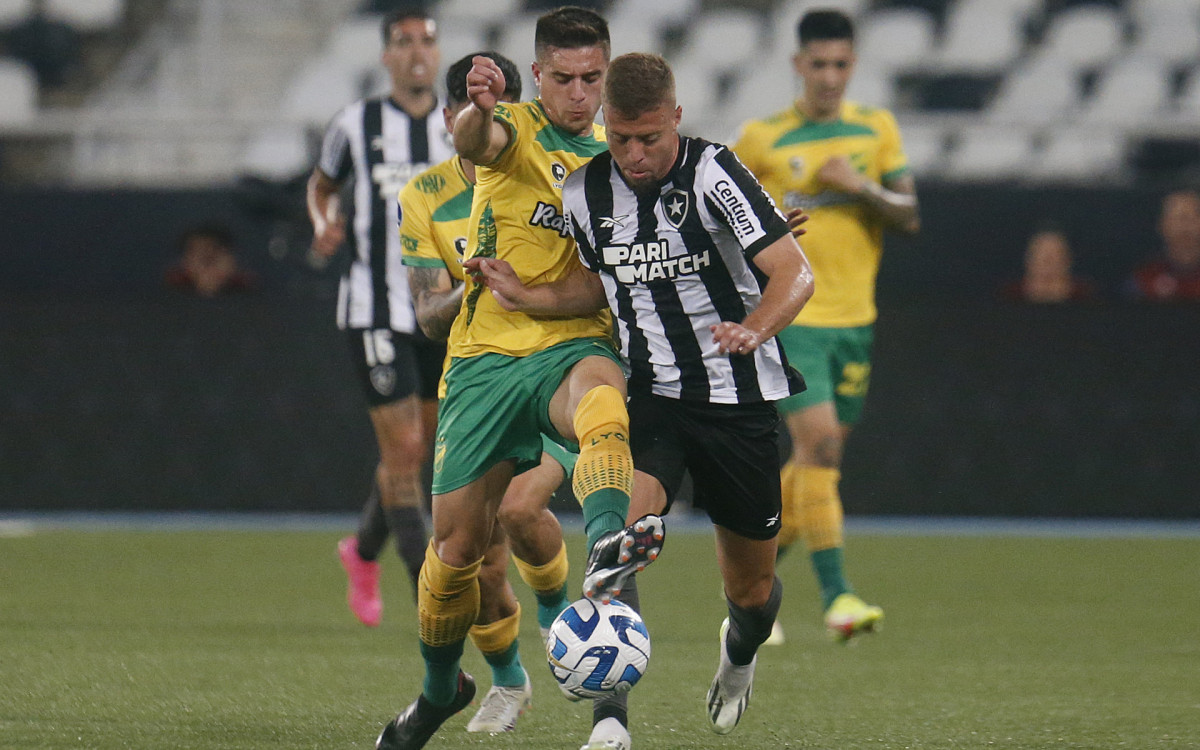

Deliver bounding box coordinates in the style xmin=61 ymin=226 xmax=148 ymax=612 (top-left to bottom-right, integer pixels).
xmin=546 ymin=598 xmax=651 ymax=701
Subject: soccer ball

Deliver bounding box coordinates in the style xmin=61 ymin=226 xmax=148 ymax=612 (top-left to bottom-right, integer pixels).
xmin=546 ymin=598 xmax=651 ymax=701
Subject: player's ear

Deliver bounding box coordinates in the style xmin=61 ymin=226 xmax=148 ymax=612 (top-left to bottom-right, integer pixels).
xmin=673 ymin=105 xmax=682 ymax=128
xmin=531 ymin=61 xmax=541 ymax=90
xmin=443 ymin=107 xmax=455 ymax=133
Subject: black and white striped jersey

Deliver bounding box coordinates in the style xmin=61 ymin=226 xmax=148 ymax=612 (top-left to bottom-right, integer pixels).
xmin=317 ymin=96 xmax=455 ymax=333
xmin=563 ymin=135 xmax=803 ymax=404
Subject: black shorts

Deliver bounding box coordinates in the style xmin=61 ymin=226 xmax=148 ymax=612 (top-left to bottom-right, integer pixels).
xmin=628 ymin=392 xmax=783 ymax=540
xmin=345 ymin=328 xmax=446 ymax=407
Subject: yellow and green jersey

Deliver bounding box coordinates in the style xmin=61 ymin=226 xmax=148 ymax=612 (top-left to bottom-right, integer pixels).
xmin=449 ymin=99 xmax=611 ymax=359
xmin=732 ymin=100 xmax=909 ymax=327
xmin=400 ymin=155 xmax=473 ymax=283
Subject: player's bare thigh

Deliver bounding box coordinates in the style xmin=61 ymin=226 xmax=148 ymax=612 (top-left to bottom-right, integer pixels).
xmin=546 ymin=354 xmax=628 ymax=443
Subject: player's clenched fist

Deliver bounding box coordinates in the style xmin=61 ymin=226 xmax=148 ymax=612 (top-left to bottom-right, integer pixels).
xmin=710 ymin=321 xmax=762 ymax=356
xmin=465 ymin=55 xmax=507 ymax=111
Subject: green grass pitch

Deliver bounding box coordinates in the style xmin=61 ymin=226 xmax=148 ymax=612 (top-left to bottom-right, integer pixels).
xmin=2 ymin=525 xmax=1198 ymax=749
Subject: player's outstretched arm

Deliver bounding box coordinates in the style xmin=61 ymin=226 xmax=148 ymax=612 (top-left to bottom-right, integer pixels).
xmin=464 ymin=257 xmax=607 ymax=315
xmin=454 ymin=55 xmax=512 ymax=165
xmin=306 ymin=168 xmax=346 ymax=257
xmin=711 ymin=235 xmax=814 ymax=355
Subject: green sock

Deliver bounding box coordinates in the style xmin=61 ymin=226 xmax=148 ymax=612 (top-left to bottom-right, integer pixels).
xmin=419 ymin=641 xmax=464 ymax=706
xmin=582 ymin=488 xmax=629 ymax=552
xmin=810 ymin=547 xmax=851 ymax=611
xmin=536 ymin=583 xmax=571 ymax=630
xmin=483 ymin=641 xmax=527 ymax=688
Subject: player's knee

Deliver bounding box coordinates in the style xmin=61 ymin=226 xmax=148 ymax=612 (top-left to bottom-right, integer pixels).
xmin=497 ymin=493 xmax=540 ymax=532
xmin=809 ymin=434 xmax=843 ymax=468
xmin=725 ymin=572 xmax=776 ymax=611
xmin=378 ymin=429 xmax=427 ymax=477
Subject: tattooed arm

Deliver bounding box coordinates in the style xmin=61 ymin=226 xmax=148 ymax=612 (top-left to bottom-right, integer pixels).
xmin=409 ymin=266 xmax=463 ymax=341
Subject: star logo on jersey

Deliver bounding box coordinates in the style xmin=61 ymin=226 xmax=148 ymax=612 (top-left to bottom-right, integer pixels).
xmin=599 ymin=215 xmax=627 ymax=229
xmin=662 ymin=189 xmax=689 ymax=230
xmin=551 ymin=162 xmax=567 ymax=186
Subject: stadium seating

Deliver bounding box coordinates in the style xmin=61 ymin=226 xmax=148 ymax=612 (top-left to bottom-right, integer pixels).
xmin=943 ymin=124 xmax=1034 ymax=181
xmin=44 ymin=0 xmax=124 ymax=33
xmin=932 ymin=0 xmax=1026 ymax=73
xmin=1079 ymin=56 xmax=1173 ymax=127
xmin=5 ymin=0 xmax=1200 ymax=185
xmin=0 ymin=57 xmax=37 ymax=124
xmin=0 ymin=0 xmax=33 ymax=29
xmin=1028 ymin=124 xmax=1126 ymax=181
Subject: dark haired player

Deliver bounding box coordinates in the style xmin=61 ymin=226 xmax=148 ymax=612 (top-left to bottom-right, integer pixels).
xmin=307 ymin=6 xmax=451 ymax=628
xmin=399 ymin=49 xmax=578 ymax=734
xmin=732 ymin=8 xmax=920 ymax=644
xmin=375 ymin=9 xmax=662 ymax=750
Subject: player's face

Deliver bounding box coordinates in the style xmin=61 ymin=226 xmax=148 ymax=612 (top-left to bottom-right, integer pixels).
xmin=793 ymin=39 xmax=855 ymax=119
xmin=605 ymin=100 xmax=682 ymax=194
xmin=382 ymin=17 xmax=439 ymax=92
xmin=533 ymin=45 xmax=607 ymax=135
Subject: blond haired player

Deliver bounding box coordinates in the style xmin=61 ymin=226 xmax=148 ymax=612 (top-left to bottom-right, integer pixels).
xmin=732 ymin=8 xmax=920 ymax=644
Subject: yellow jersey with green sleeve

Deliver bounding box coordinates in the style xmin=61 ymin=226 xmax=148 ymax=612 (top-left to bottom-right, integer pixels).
xmin=448 ymin=99 xmax=611 ymax=359
xmin=399 ymin=155 xmax=472 ymax=284
xmin=732 ymin=100 xmax=909 ymax=328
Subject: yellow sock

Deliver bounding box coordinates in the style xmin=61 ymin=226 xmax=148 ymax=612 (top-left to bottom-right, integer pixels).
xmin=513 ymin=542 xmax=569 ymax=594
xmin=796 ymin=465 xmax=844 ymax=552
xmin=469 ymin=605 xmax=522 ymax=656
xmin=571 ymin=384 xmax=634 ymax=503
xmin=571 ymin=385 xmax=633 ymax=549
xmin=777 ymin=461 xmax=804 ymax=549
xmin=418 ymin=542 xmax=483 ymax=647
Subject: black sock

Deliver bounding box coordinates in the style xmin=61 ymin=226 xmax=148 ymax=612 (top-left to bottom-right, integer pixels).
xmin=592 ymin=575 xmax=639 ymax=728
xmin=354 ymin=484 xmax=388 ymax=561
xmin=725 ymin=576 xmax=783 ymax=666
xmin=384 ymin=505 xmax=428 ymax=600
